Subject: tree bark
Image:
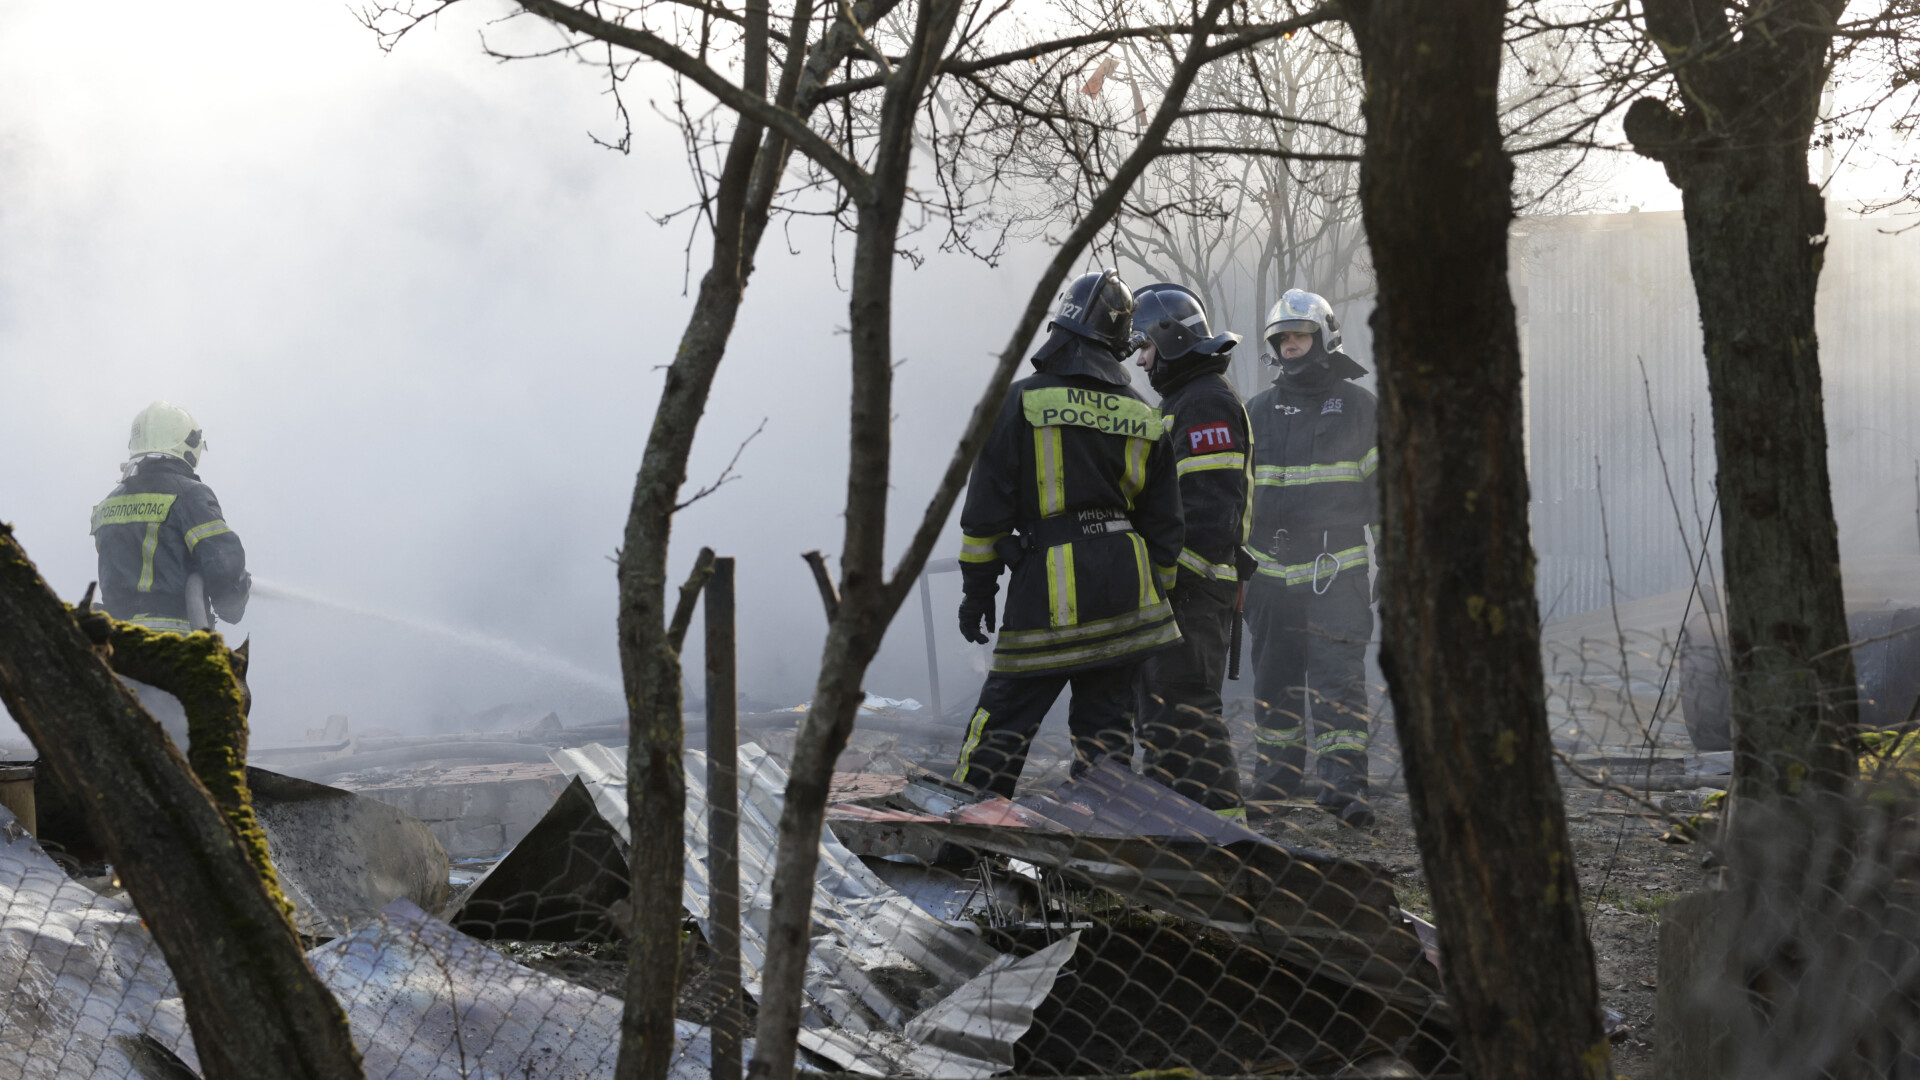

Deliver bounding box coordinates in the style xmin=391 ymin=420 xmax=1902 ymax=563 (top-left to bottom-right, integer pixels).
xmin=582 ymin=3 xmax=896 ymax=1075
xmin=104 ymin=626 xmax=289 ymax=918
xmin=1623 ymin=0 xmax=1855 ymax=800
xmin=742 ymin=3 xmax=1287 ymax=1076
xmin=0 ymin=525 xmax=362 ymax=1080
xmin=745 ymin=5 xmax=964 ymax=1077
xmin=1346 ymin=1 xmax=1611 ymax=1077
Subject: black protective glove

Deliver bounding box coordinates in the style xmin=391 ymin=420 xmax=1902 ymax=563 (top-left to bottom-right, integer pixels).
xmin=958 ymin=593 xmax=997 ymax=644
xmin=213 ymin=571 xmax=252 ymax=624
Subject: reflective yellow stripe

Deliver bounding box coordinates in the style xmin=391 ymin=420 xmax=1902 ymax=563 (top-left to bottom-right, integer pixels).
xmin=1249 ymin=545 xmax=1369 ymax=587
xmin=1315 ymin=729 xmax=1371 ymax=754
xmin=1046 ymin=542 xmax=1077 ymax=626
xmin=1120 ymin=436 xmax=1150 ymax=508
xmin=991 ymin=609 xmax=1181 ymax=674
xmin=1254 ymin=462 xmax=1366 ymax=487
xmin=1359 ymin=446 xmax=1379 ymax=479
xmin=1214 ymin=808 xmax=1247 ymax=819
xmin=1131 ymin=534 xmax=1152 ymax=608
xmin=90 ymin=493 xmax=177 ymax=534
xmin=1022 ymin=387 xmax=1160 ymax=437
xmin=959 ymin=531 xmax=1007 ymax=563
xmin=997 ymin=603 xmax=1172 ymax=648
xmin=954 ymin=708 xmax=992 ymax=781
xmin=1255 ymin=726 xmax=1305 ymax=746
xmin=1239 ymin=406 xmax=1256 ymax=546
xmin=126 ymin=615 xmax=192 ymax=634
xmin=137 ymin=523 xmax=161 ymax=593
xmin=1177 ymin=451 xmax=1244 ymax=477
xmin=1035 ymin=427 xmax=1065 ymax=516
xmin=1177 ymin=548 xmax=1237 ymax=582
xmin=183 ymin=519 xmax=231 ymax=551
xmin=1154 ymin=562 xmax=1177 ymax=594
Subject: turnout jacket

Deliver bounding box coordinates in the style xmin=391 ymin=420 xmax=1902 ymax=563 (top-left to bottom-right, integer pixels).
xmin=958 ymin=367 xmax=1185 ymax=676
xmin=1244 ymin=353 xmax=1378 ymax=589
xmin=91 ymin=455 xmax=250 ymax=630
xmin=1153 ymin=356 xmax=1255 ymax=586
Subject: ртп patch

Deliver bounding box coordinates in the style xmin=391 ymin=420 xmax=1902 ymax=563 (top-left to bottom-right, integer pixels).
xmin=1185 ymin=421 xmax=1235 ymax=453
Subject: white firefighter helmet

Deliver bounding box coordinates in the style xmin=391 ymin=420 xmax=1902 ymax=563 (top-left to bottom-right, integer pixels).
xmin=1263 ymin=289 xmax=1342 ymax=353
xmin=127 ymin=401 xmax=207 ymax=468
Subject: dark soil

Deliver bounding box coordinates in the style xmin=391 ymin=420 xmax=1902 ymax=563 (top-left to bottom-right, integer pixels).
xmin=1249 ymin=780 xmax=1710 ymax=1080
xmin=487 ymin=927 xmax=758 ymax=1027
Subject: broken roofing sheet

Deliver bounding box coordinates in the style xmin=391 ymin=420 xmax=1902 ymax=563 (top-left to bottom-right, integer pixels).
xmin=0 ymin=806 xmax=186 ymax=1080
xmin=151 ymin=898 xmax=736 ymax=1080
xmin=249 ymin=767 xmax=450 ymax=939
xmin=548 ymin=742 xmax=1074 ymax=1078
xmin=839 ymin=760 xmax=1446 ymax=1020
xmin=0 ymin=803 xmax=728 ymax=1080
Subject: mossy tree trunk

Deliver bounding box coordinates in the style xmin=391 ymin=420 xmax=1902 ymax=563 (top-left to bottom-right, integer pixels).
xmin=0 ymin=525 xmax=362 ymax=1080
xmin=1345 ymin=0 xmax=1610 ymax=1076
xmin=105 ymin=625 xmax=287 ymax=917
xmin=1622 ymin=0 xmax=1856 ymax=800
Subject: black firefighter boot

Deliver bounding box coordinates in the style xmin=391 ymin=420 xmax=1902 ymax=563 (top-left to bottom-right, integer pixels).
xmin=1249 ymin=743 xmax=1310 ymax=811
xmin=1314 ymin=754 xmax=1375 ymax=828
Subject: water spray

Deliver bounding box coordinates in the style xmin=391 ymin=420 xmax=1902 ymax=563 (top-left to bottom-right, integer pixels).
xmin=249 ymin=579 xmax=623 ymax=694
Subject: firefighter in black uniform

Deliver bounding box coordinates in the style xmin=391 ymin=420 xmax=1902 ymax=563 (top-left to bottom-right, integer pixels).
xmin=91 ymin=401 xmax=251 ymax=744
xmin=952 ymin=269 xmax=1185 ymax=799
xmin=1244 ymin=290 xmax=1377 ymax=826
xmin=1130 ymin=283 xmax=1250 ymax=814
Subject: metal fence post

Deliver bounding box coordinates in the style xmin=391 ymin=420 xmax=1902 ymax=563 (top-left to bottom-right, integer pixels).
xmin=918 ymin=572 xmax=944 ymax=723
xmin=705 ymin=556 xmax=742 ymax=1080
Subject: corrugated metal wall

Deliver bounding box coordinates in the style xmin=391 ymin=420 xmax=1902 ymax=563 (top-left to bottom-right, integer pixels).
xmin=1521 ymin=209 xmax=1920 ymax=618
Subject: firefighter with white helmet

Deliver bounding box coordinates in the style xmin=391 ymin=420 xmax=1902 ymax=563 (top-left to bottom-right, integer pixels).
xmin=91 ymin=402 xmax=252 ymax=746
xmin=92 ymin=401 xmax=252 ymax=636
xmin=1243 ymin=289 xmax=1378 ymax=826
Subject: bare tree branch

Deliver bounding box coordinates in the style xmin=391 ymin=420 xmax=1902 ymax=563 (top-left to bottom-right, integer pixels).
xmin=516 ymin=0 xmax=873 ymax=198
xmin=674 ymin=417 xmax=769 ymax=511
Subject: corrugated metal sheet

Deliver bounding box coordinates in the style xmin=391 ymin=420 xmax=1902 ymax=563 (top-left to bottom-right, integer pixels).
xmin=1519 ymin=209 xmax=1920 ymax=617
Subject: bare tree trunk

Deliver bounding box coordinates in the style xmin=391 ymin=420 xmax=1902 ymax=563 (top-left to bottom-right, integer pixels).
xmin=574 ymin=2 xmax=921 ymax=1073
xmin=742 ymin=3 xmax=1283 ymax=1075
xmin=1346 ymin=1 xmax=1611 ymax=1077
xmin=1622 ymin=0 xmax=1855 ymax=800
xmin=0 ymin=526 xmax=363 ymax=1080
xmin=746 ymin=6 xmax=965 ymax=1076
xmin=500 ymin=4 xmax=908 ymax=1077
xmin=614 ymin=222 xmax=758 ymax=1080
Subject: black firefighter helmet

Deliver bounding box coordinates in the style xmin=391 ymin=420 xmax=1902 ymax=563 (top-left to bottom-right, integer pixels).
xmin=1048 ymin=268 xmax=1139 ymax=358
xmin=1132 ymin=283 xmax=1240 ymax=361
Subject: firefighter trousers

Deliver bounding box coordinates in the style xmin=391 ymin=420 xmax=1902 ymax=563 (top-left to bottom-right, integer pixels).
xmin=1244 ymin=568 xmax=1373 ymax=801
xmin=1137 ymin=576 xmax=1244 ymax=812
xmin=954 ymin=663 xmax=1138 ymax=799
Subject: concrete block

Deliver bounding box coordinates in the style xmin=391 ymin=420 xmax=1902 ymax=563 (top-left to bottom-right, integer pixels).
xmin=338 ymin=762 xmax=568 ymax=859
xmin=1656 ymin=890 xmax=1734 ymax=1080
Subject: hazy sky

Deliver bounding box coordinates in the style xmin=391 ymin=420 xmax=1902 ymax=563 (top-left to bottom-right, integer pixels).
xmin=4 ymin=0 xmax=1911 ymax=748
xmin=0 ymin=0 xmax=1064 ymax=742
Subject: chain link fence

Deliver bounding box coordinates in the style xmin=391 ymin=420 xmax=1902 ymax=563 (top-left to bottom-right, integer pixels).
xmin=13 ymin=568 xmax=1920 ymax=1079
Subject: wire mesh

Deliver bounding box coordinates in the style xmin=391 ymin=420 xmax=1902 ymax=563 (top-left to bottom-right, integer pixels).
xmin=14 ymin=613 xmax=1920 ymax=1078
xmin=0 ymin=672 xmax=1468 ymax=1080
